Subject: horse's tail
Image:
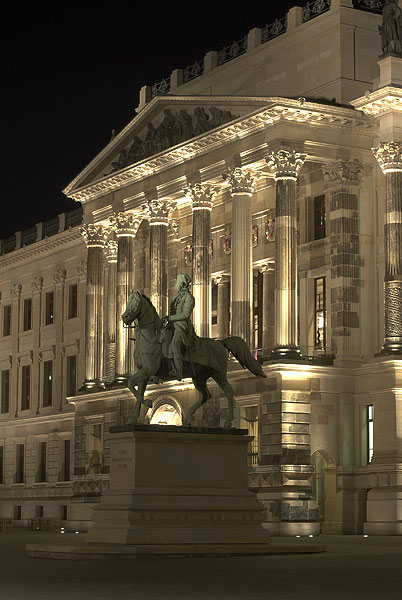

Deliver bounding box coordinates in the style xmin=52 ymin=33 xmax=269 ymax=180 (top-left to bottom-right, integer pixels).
xmin=221 ymin=337 xmax=266 ymax=378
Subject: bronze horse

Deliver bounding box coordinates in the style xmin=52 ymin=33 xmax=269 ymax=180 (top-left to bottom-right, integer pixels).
xmin=122 ymin=290 xmax=266 ymax=427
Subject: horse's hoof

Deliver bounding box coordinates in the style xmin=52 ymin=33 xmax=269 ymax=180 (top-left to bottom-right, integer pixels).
xmin=184 ymin=415 xmax=194 ymax=427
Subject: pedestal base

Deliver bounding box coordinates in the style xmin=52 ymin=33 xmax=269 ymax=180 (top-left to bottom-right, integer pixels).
xmin=86 ymin=425 xmax=270 ymax=547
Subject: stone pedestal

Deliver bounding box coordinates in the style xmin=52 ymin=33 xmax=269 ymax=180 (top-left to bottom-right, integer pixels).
xmin=86 ymin=425 xmax=270 ymax=550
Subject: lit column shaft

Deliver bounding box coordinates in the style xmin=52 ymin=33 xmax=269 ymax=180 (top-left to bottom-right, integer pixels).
xmin=111 ymin=213 xmax=140 ymax=381
xmin=104 ymin=241 xmax=118 ymax=378
xmin=373 ymin=142 xmax=402 ymax=355
xmin=224 ymin=168 xmax=255 ymax=346
xmin=266 ymin=150 xmax=306 ymax=359
xmin=144 ymin=198 xmax=175 ymax=318
xmin=186 ymin=184 xmax=215 ymax=337
xmin=80 ymin=225 xmax=109 ymax=387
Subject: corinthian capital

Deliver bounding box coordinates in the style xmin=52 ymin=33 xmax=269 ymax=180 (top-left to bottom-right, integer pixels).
xmin=223 ymin=167 xmax=255 ymax=196
xmin=79 ymin=224 xmax=109 ymax=247
xmin=184 ymin=183 xmax=215 ymax=211
xmin=10 ymin=283 xmax=22 ymax=298
xmin=372 ymin=142 xmax=402 ymax=174
xmin=266 ymin=149 xmax=306 ymax=180
xmin=322 ymin=159 xmax=362 ymax=187
xmin=142 ymin=198 xmax=176 ymax=226
xmin=31 ymin=277 xmax=43 ymax=292
xmin=104 ymin=240 xmax=118 ymax=263
xmin=109 ymin=212 xmax=141 ymax=237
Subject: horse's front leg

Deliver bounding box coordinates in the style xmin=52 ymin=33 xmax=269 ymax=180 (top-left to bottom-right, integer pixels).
xmin=127 ymin=370 xmax=150 ymax=424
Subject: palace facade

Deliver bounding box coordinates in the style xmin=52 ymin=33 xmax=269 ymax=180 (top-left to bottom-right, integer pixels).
xmin=1 ymin=0 xmax=402 ymax=535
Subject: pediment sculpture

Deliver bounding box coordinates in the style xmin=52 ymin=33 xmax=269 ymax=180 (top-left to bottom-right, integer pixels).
xmin=111 ymin=106 xmax=238 ymax=172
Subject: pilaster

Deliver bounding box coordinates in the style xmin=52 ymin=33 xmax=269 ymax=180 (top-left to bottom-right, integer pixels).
xmin=266 ymin=149 xmax=306 ymax=359
xmin=214 ymin=275 xmax=230 ymax=340
xmin=53 ymin=269 xmax=66 ymax=409
xmin=31 ymin=277 xmax=43 ymax=414
xmin=322 ymin=159 xmax=363 ymax=365
xmin=260 ymin=262 xmax=275 ymax=356
xmin=10 ymin=284 xmax=22 ymax=417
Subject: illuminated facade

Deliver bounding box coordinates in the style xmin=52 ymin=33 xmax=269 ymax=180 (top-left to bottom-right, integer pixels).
xmin=1 ymin=1 xmax=402 ymax=535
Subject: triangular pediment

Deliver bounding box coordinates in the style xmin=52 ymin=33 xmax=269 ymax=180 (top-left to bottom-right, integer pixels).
xmin=64 ymin=95 xmax=273 ymax=198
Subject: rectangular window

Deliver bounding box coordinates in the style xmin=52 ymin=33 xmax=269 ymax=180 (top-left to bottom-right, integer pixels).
xmin=368 ymin=405 xmax=374 ymax=464
xmin=61 ymin=505 xmax=68 ymax=520
xmin=35 ymin=505 xmax=44 ymax=518
xmin=45 ymin=291 xmax=54 ymax=325
xmin=61 ymin=439 xmax=71 ymax=481
xmin=3 ymin=305 xmax=11 ymax=336
xmin=87 ymin=423 xmax=103 ymax=475
xmin=314 ymin=277 xmax=326 ymax=350
xmin=313 ymin=195 xmax=326 ymax=241
xmin=0 ymin=445 xmax=4 ymax=484
xmin=43 ymin=361 xmax=53 ymax=407
xmin=1 ymin=370 xmax=10 ymax=413
xmin=23 ymin=298 xmax=32 ymax=331
xmin=15 ymin=444 xmax=24 ymax=483
xmin=68 ymin=284 xmax=78 ymax=319
xmin=240 ymin=405 xmax=259 ymax=467
xmin=67 ymin=355 xmax=77 ymax=397
xmin=21 ymin=365 xmax=30 ymax=411
xmin=14 ymin=506 xmax=22 ymax=520
xmin=38 ymin=441 xmax=47 ymax=483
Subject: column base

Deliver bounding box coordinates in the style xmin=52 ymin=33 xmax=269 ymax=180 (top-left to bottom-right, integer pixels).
xmin=80 ymin=380 xmax=103 ymax=392
xmin=380 ymin=341 xmax=402 ymax=356
xmin=271 ymin=346 xmax=303 ymax=360
xmin=113 ymin=375 xmax=129 ymax=386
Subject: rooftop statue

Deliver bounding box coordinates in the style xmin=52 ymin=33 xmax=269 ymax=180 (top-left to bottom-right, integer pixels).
xmin=380 ymin=0 xmax=402 ymax=56
xmin=122 ymin=274 xmax=266 ymax=428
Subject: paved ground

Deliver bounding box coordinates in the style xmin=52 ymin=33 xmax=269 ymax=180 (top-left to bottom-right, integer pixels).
xmin=1 ymin=530 xmax=402 ymax=600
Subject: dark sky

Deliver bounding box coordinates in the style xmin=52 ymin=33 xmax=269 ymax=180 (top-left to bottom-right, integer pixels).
xmin=1 ymin=0 xmax=296 ymax=239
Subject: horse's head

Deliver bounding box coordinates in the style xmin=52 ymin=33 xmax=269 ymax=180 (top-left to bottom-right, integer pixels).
xmin=122 ymin=289 xmax=142 ymax=326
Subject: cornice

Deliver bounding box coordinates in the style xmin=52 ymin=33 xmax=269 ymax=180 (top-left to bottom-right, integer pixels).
xmin=350 ymin=86 xmax=402 ymax=116
xmin=0 ymin=229 xmax=83 ymax=271
xmin=64 ymin=97 xmax=371 ymax=204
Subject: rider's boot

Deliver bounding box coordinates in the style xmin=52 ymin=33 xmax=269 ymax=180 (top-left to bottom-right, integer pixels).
xmin=169 ymin=351 xmax=183 ymax=381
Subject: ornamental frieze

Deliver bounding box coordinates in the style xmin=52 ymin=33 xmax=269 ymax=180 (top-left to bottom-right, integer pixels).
xmin=110 ymin=107 xmax=238 ymax=173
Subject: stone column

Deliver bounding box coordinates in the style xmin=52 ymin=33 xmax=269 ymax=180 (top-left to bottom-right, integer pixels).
xmin=104 ymin=241 xmax=118 ymax=379
xmin=373 ymin=142 xmax=402 ymax=355
xmin=143 ymin=198 xmax=175 ymax=318
xmin=214 ymin=275 xmax=230 ymax=339
xmin=79 ymin=225 xmax=109 ymax=389
xmin=260 ymin=262 xmax=275 ymax=356
xmin=322 ymin=159 xmax=362 ymax=365
xmin=223 ymin=168 xmax=255 ymax=346
xmin=266 ymin=150 xmax=306 ymax=359
xmin=185 ymin=184 xmax=215 ymax=337
xmin=110 ymin=213 xmax=141 ymax=383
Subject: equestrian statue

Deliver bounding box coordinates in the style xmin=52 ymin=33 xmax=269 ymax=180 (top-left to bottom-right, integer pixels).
xmin=122 ymin=273 xmax=266 ymax=428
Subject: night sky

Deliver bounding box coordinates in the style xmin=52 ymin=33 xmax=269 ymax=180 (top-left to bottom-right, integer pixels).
xmin=2 ymin=0 xmax=297 ymax=239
